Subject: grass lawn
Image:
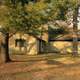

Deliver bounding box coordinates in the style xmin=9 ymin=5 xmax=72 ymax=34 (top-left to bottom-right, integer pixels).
xmin=0 ymin=53 xmax=80 ymax=80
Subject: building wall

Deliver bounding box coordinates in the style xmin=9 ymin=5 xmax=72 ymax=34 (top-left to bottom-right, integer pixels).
xmin=9 ymin=33 xmax=38 ymax=55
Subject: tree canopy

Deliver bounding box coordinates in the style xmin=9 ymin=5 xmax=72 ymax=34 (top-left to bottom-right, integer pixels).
xmin=0 ymin=0 xmax=79 ymax=35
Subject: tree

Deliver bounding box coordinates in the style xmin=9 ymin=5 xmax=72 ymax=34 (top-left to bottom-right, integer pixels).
xmin=0 ymin=0 xmax=32 ymax=62
xmin=51 ymin=0 xmax=79 ymax=56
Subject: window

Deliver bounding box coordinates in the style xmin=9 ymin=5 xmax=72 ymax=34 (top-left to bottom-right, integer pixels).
xmin=15 ymin=39 xmax=26 ymax=47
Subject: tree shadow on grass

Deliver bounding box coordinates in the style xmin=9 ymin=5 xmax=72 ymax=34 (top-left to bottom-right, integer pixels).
xmin=47 ymin=60 xmax=64 ymax=65
xmin=11 ymin=57 xmax=80 ymax=70
xmin=11 ymin=59 xmax=65 ymax=68
xmin=48 ymin=60 xmax=80 ymax=69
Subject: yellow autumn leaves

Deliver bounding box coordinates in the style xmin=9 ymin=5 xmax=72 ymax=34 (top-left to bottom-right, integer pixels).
xmin=25 ymin=1 xmax=47 ymax=12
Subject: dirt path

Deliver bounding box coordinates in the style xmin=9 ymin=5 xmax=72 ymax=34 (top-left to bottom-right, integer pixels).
xmin=0 ymin=55 xmax=80 ymax=80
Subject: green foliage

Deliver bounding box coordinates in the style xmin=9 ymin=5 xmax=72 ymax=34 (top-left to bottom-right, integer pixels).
xmin=51 ymin=0 xmax=78 ymax=20
xmin=0 ymin=0 xmax=78 ymax=35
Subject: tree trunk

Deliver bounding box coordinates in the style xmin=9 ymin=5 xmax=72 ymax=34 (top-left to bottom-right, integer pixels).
xmin=1 ymin=33 xmax=11 ymax=62
xmin=73 ymin=7 xmax=78 ymax=56
xmin=73 ymin=37 xmax=78 ymax=56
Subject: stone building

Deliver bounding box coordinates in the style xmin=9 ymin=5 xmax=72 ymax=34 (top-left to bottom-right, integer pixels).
xmin=9 ymin=33 xmax=39 ymax=55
